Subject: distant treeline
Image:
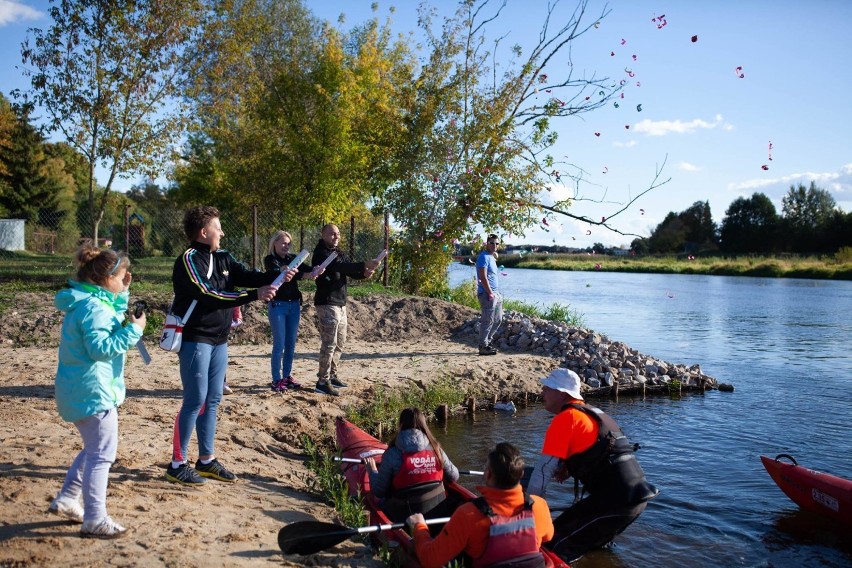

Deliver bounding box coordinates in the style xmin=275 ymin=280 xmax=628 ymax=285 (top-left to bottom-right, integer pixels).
xmin=629 ymin=188 xmax=851 ymax=255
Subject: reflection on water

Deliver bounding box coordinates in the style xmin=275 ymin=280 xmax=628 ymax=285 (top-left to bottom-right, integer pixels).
xmin=437 ymin=267 xmax=852 ymax=567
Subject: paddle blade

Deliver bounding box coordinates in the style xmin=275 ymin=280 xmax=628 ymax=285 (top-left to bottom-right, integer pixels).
xmin=278 ymin=520 xmax=357 ymax=555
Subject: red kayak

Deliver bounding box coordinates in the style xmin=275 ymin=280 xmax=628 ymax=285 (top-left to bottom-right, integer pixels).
xmin=761 ymin=454 xmax=852 ymax=525
xmin=335 ymin=417 xmax=568 ymax=567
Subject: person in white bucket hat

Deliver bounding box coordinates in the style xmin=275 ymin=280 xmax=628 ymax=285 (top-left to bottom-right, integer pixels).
xmin=539 ymin=368 xmax=584 ymax=400
xmin=527 ymin=367 xmax=659 ymax=563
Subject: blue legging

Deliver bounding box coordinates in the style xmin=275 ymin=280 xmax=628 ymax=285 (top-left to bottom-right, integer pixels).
xmin=268 ymin=299 xmax=301 ymax=381
xmin=172 ymin=341 xmax=228 ymax=462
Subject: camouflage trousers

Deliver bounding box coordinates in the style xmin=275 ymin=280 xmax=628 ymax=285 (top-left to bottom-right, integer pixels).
xmin=316 ymin=304 xmax=347 ymax=381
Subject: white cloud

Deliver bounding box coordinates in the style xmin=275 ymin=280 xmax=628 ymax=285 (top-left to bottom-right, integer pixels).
xmin=677 ymin=162 xmax=702 ymax=172
xmin=0 ymin=1 xmax=42 ymax=26
xmin=632 ymin=115 xmax=733 ymax=136
xmin=729 ymin=164 xmax=852 ymax=197
xmin=613 ymin=140 xmax=637 ymax=148
xmin=538 ymin=182 xmax=575 ymax=206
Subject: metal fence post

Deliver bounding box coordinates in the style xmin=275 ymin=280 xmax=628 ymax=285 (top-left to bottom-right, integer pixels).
xmin=252 ymin=204 xmax=258 ymax=270
xmin=124 ymin=205 xmax=130 ymax=255
xmin=349 ymin=215 xmax=355 ymax=259
xmin=383 ymin=210 xmax=389 ymax=287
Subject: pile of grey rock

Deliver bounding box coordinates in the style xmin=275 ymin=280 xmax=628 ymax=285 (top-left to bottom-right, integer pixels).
xmin=459 ymin=311 xmax=725 ymax=395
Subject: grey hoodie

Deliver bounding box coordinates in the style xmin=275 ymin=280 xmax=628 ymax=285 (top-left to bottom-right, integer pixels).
xmin=369 ymin=428 xmax=459 ymax=498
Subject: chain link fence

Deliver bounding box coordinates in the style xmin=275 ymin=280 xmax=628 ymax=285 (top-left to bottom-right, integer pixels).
xmin=0 ymin=204 xmax=390 ymax=285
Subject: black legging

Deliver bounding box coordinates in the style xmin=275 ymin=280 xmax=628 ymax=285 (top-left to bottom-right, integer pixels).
xmin=545 ymin=497 xmax=648 ymax=562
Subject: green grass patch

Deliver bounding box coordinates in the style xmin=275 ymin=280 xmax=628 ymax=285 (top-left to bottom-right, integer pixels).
xmin=502 ymin=252 xmax=852 ymax=280
xmin=444 ymin=278 xmax=586 ymax=327
xmin=503 ymin=298 xmax=585 ymax=328
xmin=346 ymin=377 xmax=467 ymax=438
xmin=300 ymin=434 xmax=367 ymax=529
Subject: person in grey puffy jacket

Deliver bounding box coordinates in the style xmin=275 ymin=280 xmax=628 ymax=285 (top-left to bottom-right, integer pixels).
xmin=366 ymin=408 xmax=459 ymax=500
xmin=50 ymin=242 xmax=146 ymax=539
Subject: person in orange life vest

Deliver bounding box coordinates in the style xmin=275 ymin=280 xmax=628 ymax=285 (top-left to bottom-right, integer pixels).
xmin=365 ymin=408 xmax=459 ymax=521
xmin=527 ymin=368 xmax=658 ymax=563
xmin=406 ymin=442 xmax=554 ymax=568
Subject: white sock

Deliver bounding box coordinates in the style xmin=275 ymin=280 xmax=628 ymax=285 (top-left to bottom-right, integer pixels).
xmin=171 ymin=461 xmax=184 ymax=470
xmin=199 ymin=458 xmax=214 ymax=465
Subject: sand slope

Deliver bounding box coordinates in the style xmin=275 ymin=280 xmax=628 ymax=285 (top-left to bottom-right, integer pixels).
xmin=0 ymin=295 xmax=558 ymax=567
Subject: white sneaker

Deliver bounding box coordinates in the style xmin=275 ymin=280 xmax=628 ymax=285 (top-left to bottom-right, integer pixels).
xmin=81 ymin=515 xmax=127 ymax=539
xmin=48 ymin=494 xmax=84 ymax=523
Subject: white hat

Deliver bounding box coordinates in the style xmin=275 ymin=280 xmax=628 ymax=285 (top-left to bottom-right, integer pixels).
xmin=540 ymin=368 xmax=583 ymax=400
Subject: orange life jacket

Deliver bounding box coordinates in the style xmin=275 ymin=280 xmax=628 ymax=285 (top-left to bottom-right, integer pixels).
xmin=472 ymin=493 xmax=545 ymax=568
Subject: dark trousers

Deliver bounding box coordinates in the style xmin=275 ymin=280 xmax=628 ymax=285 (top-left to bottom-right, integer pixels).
xmin=545 ymin=497 xmax=648 ymax=562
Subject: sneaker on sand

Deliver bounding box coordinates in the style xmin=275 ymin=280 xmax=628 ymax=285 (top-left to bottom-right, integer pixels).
xmin=48 ymin=494 xmax=84 ymax=523
xmin=223 ymin=382 xmax=233 ymax=395
xmin=271 ymin=379 xmax=288 ymax=392
xmin=81 ymin=515 xmax=127 ymax=539
xmin=165 ymin=463 xmax=206 ymax=486
xmin=195 ymin=458 xmax=237 ymax=482
xmin=284 ymin=376 xmax=302 ymax=389
xmin=478 ymin=344 xmax=498 ymax=356
xmin=330 ymin=376 xmax=348 ymax=388
xmin=314 ymin=380 xmax=340 ymax=397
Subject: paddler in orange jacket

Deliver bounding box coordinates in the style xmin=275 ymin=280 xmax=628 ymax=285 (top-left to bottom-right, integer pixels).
xmin=406 ymin=442 xmax=554 ymax=568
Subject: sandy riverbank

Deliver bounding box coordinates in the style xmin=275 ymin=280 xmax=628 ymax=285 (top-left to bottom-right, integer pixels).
xmin=0 ymin=294 xmax=560 ymax=567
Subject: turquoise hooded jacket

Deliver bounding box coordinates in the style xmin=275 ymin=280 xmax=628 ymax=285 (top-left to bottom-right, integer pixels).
xmin=54 ymin=280 xmax=143 ymax=423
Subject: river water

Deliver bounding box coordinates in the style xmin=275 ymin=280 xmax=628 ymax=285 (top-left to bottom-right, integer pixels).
xmin=437 ymin=264 xmax=852 ymax=567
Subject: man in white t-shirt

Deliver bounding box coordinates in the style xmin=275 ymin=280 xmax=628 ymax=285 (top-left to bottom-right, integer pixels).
xmin=475 ymin=234 xmax=502 ymax=355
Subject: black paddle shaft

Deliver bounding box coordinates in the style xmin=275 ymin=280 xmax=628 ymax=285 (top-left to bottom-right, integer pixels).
xmin=278 ymin=517 xmax=451 ymax=555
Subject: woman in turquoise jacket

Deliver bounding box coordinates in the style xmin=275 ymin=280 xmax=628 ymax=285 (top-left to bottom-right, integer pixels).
xmin=50 ymin=241 xmax=146 ymax=539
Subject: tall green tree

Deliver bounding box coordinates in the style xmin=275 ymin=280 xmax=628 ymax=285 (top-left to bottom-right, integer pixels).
xmin=373 ymin=0 xmax=667 ymax=293
xmin=0 ymin=108 xmax=59 ymax=223
xmin=17 ymin=0 xmax=203 ymax=241
xmin=646 ymin=201 xmax=717 ymax=254
xmin=781 ymin=181 xmax=837 ymax=229
xmin=719 ymin=192 xmax=778 ymax=253
xmin=180 ymin=0 xmax=413 ymax=229
xmin=0 ymin=93 xmax=15 ymax=179
xmin=647 ymin=212 xmax=686 ymax=254
xmin=781 ymin=181 xmax=838 ymax=252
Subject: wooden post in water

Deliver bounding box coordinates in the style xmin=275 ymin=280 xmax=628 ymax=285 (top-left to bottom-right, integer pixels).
xmin=492 ymin=394 xmax=498 ymax=408
xmin=523 ymin=392 xmax=528 ymax=407
xmin=641 ymin=381 xmax=646 ymax=399
xmin=611 ymin=381 xmax=619 ymax=400
xmin=467 ymin=397 xmax=476 ymax=414
xmin=435 ymin=404 xmax=449 ymax=423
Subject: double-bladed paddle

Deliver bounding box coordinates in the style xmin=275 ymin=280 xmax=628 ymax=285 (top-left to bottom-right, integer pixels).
xmin=267 ymin=444 xmax=484 ymax=475
xmin=278 ymin=517 xmax=451 ymax=555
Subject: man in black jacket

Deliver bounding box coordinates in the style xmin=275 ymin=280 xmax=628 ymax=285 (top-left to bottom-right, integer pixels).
xmin=311 ymin=223 xmax=379 ymax=396
xmin=165 ymin=206 xmax=296 ymax=486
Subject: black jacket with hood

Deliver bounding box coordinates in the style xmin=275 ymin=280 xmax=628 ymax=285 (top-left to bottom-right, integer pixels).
xmin=172 ymin=241 xmax=275 ymax=344
xmin=311 ymin=239 xmax=367 ymax=307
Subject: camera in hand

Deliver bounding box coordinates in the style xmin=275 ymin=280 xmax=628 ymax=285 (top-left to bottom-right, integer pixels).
xmin=133 ymin=300 xmax=147 ymax=318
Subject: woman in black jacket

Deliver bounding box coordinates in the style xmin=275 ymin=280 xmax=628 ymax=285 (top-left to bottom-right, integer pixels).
xmin=263 ymin=230 xmax=316 ymax=391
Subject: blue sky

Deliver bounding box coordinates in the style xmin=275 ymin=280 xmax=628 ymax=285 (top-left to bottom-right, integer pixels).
xmin=2 ymin=0 xmax=851 ymax=247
